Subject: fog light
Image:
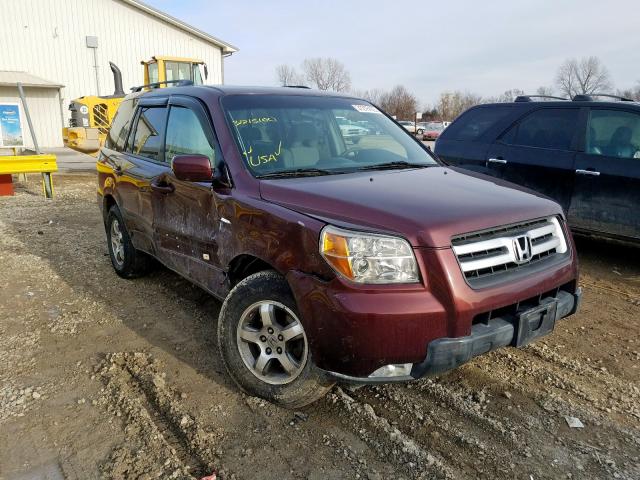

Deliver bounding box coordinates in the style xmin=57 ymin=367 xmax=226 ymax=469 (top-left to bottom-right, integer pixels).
xmin=368 ymin=363 xmax=413 ymax=378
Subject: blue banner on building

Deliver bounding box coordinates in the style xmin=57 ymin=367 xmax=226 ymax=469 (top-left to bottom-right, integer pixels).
xmin=0 ymin=103 xmax=24 ymax=148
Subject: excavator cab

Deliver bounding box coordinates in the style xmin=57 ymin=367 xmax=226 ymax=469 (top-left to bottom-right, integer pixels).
xmin=64 ymin=56 xmax=208 ymax=155
xmin=142 ymin=56 xmax=208 ymax=87
xmin=63 ymin=62 xmax=125 ymax=155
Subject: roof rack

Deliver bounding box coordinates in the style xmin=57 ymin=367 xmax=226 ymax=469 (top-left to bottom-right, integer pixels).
xmin=130 ymin=79 xmax=193 ymax=92
xmin=514 ymin=95 xmax=568 ymax=102
xmin=572 ymin=93 xmax=635 ymax=102
xmin=284 ymin=85 xmax=311 ymax=89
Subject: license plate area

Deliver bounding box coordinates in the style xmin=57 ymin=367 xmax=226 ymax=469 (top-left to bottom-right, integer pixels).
xmin=513 ymin=300 xmax=557 ymax=347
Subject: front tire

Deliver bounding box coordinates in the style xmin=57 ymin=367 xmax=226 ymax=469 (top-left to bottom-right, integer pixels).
xmin=106 ymin=206 xmax=152 ymax=278
xmin=218 ymin=271 xmax=334 ymax=408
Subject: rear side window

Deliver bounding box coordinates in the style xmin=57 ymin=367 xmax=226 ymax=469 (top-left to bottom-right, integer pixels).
xmin=443 ymin=106 xmax=512 ymax=141
xmin=130 ymin=106 xmax=168 ymax=161
xmin=502 ymin=108 xmax=579 ymax=150
xmin=587 ymin=109 xmax=640 ymax=159
xmin=106 ymin=99 xmax=135 ymax=151
xmin=165 ymin=106 xmax=215 ymax=164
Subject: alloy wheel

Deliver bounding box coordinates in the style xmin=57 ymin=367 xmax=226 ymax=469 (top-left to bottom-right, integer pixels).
xmin=110 ymin=218 xmax=125 ymax=268
xmin=236 ymin=301 xmax=308 ymax=385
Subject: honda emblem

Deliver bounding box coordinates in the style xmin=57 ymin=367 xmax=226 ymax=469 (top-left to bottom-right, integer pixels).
xmin=513 ymin=235 xmax=533 ymax=264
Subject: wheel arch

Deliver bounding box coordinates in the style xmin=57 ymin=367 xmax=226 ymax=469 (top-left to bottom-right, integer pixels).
xmin=103 ymin=194 xmax=117 ymax=223
xmin=227 ymin=253 xmax=278 ymax=288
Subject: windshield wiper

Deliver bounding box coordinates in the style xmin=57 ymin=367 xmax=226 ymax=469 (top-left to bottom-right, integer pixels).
xmin=353 ymin=161 xmax=432 ymax=171
xmin=256 ymin=168 xmax=335 ymax=179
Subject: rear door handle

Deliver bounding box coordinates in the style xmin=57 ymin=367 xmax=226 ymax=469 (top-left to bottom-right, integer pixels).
xmin=150 ymin=180 xmax=175 ymax=194
xmin=113 ymin=165 xmax=123 ymax=176
xmin=488 ymin=158 xmax=507 ymax=164
xmin=575 ymin=169 xmax=600 ymax=176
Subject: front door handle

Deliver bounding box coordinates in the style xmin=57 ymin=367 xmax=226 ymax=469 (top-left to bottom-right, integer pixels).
xmin=488 ymin=158 xmax=507 ymax=164
xmin=150 ymin=180 xmax=175 ymax=194
xmin=576 ymin=169 xmax=600 ymax=176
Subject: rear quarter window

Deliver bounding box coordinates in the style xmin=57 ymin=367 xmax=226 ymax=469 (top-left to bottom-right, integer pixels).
xmin=442 ymin=106 xmax=513 ymax=141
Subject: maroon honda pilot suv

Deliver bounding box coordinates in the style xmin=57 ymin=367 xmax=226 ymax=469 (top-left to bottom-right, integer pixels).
xmin=97 ymin=85 xmax=581 ymax=407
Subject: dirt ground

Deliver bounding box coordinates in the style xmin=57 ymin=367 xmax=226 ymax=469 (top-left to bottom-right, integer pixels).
xmin=1 ymin=174 xmax=639 ymax=480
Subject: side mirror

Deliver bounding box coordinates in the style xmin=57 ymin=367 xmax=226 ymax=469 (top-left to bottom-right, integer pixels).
xmin=172 ymin=154 xmax=212 ymax=182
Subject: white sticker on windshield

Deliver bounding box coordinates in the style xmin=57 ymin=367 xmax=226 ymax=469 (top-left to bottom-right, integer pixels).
xmin=352 ymin=104 xmax=382 ymax=114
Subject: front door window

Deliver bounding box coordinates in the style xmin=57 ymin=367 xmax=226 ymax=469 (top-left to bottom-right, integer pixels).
xmin=165 ymin=106 xmax=215 ymax=164
xmin=502 ymin=108 xmax=579 ymax=150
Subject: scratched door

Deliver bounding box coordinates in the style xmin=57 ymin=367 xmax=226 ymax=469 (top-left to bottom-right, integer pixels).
xmin=152 ymin=95 xmax=228 ymax=295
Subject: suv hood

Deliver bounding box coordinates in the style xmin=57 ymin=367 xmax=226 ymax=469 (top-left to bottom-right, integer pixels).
xmin=259 ymin=167 xmax=563 ymax=248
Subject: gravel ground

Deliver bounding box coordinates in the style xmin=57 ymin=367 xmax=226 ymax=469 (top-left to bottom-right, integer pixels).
xmin=0 ymin=174 xmax=639 ymax=480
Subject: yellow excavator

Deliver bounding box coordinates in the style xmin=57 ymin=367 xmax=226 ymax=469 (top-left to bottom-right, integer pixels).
xmin=63 ymin=56 xmax=207 ymax=155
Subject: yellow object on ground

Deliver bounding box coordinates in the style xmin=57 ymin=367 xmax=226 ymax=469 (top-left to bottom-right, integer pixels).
xmin=0 ymin=153 xmax=58 ymax=198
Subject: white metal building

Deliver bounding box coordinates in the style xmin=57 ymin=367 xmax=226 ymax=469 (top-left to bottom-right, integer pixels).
xmin=0 ymin=0 xmax=237 ymax=148
xmin=0 ymin=72 xmax=65 ymax=150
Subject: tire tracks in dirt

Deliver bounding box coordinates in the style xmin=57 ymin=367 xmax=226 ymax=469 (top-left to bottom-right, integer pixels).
xmin=327 ymin=386 xmax=457 ymax=479
xmin=491 ymin=346 xmax=640 ymax=421
xmin=98 ymin=352 xmax=222 ymax=479
xmin=328 ymin=346 xmax=640 ymax=480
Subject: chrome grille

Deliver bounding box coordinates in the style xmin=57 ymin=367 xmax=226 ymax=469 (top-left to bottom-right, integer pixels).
xmin=452 ymin=217 xmax=568 ymax=287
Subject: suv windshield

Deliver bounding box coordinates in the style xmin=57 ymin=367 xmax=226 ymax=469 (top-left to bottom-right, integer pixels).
xmin=222 ymin=94 xmax=437 ymax=177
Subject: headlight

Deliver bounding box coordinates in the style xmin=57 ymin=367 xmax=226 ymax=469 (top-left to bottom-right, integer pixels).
xmin=319 ymin=225 xmax=419 ymax=284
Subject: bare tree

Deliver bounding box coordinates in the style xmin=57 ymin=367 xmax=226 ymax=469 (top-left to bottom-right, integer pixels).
xmin=275 ymin=64 xmax=304 ymax=86
xmin=302 ymin=57 xmax=351 ymax=92
xmin=378 ymin=85 xmax=418 ymax=120
xmin=617 ymin=81 xmax=640 ymax=101
xmin=350 ymin=88 xmax=386 ymax=105
xmin=422 ymin=107 xmax=439 ymax=121
xmin=436 ymin=91 xmax=483 ymax=121
xmin=536 ymin=85 xmax=555 ymax=97
xmin=485 ymin=88 xmax=525 ymax=103
xmin=555 ymin=56 xmax=613 ymax=98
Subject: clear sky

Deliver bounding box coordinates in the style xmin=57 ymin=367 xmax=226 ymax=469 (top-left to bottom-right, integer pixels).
xmin=147 ymin=0 xmax=640 ymax=108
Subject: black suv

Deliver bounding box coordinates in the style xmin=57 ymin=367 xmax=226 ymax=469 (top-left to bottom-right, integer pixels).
xmin=435 ymin=95 xmax=640 ymax=243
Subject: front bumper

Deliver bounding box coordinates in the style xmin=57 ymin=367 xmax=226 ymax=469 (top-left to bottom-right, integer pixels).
xmin=323 ymin=288 xmax=581 ymax=384
xmin=287 ymin=243 xmax=578 ymax=378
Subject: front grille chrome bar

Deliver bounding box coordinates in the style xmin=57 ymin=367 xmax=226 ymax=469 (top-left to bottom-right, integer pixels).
xmin=452 ymin=217 xmax=568 ymax=285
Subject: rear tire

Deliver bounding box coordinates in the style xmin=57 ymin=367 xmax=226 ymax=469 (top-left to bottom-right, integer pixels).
xmin=218 ymin=270 xmax=334 ymax=408
xmin=106 ymin=205 xmax=152 ymax=278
